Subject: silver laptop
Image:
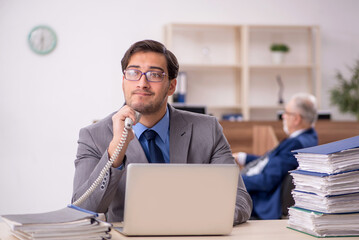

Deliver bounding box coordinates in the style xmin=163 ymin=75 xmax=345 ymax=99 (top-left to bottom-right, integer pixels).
xmin=115 ymin=163 xmax=239 ymax=236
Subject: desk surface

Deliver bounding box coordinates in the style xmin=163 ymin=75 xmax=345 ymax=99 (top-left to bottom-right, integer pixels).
xmin=1 ymin=219 xmax=358 ymax=240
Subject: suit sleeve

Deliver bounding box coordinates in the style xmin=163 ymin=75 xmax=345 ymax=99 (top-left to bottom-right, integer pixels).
xmin=211 ymin=120 xmax=253 ymax=225
xmin=242 ymin=139 xmax=302 ymax=192
xmin=71 ymin=127 xmax=124 ymax=213
xmin=246 ymin=154 xmax=260 ymax=164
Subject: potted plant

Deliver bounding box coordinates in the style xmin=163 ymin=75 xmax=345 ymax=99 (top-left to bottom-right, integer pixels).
xmin=270 ymin=43 xmax=290 ymax=64
xmin=330 ymin=59 xmax=359 ymax=120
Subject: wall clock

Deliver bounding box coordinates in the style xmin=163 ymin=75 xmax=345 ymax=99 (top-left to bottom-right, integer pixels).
xmin=28 ymin=25 xmax=57 ymax=55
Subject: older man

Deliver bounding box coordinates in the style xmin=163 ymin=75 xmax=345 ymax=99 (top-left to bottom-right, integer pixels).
xmin=233 ymin=93 xmax=318 ymax=219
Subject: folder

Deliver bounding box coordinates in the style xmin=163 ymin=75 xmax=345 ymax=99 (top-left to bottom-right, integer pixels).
xmin=290 ymin=169 xmax=359 ymax=213
xmin=291 ymin=190 xmax=359 ymax=214
xmin=290 ymin=169 xmax=359 ymax=195
xmin=293 ymin=135 xmax=359 ymax=155
xmin=288 ymin=207 xmax=359 ymax=237
xmin=292 ymin=135 xmax=359 ymax=174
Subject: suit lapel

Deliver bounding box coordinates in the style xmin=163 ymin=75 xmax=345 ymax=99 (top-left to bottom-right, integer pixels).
xmin=106 ymin=105 xmax=193 ymax=164
xmin=168 ymin=106 xmax=192 ymax=164
xmin=126 ymin=138 xmax=149 ymax=164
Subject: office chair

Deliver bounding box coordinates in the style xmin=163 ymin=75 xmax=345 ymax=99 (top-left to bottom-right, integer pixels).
xmin=280 ymin=173 xmax=295 ymax=218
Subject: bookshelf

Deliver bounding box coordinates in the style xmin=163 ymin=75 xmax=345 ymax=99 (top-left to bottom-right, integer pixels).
xmin=164 ymin=23 xmax=321 ymax=120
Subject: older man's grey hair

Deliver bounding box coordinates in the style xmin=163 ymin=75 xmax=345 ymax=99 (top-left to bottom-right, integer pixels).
xmin=291 ymin=93 xmax=318 ymax=125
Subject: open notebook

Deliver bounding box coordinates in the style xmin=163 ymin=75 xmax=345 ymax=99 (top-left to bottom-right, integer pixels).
xmin=115 ymin=163 xmax=239 ymax=236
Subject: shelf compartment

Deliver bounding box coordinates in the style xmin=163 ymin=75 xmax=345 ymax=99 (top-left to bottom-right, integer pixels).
xmin=165 ymin=24 xmax=242 ymax=66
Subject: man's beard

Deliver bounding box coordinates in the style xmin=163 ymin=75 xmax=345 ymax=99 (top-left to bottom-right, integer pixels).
xmin=282 ymin=118 xmax=289 ymax=135
xmin=130 ymin=96 xmax=168 ymax=115
xmin=126 ymin=85 xmax=170 ymax=115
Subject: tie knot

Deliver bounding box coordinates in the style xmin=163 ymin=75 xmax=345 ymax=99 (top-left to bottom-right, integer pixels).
xmin=143 ymin=129 xmax=157 ymax=141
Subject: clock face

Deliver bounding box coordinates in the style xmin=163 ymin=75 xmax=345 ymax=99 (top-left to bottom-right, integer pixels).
xmin=28 ymin=25 xmax=57 ymax=55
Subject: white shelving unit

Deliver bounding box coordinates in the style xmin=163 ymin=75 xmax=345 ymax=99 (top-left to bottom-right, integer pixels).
xmin=164 ymin=23 xmax=321 ymax=120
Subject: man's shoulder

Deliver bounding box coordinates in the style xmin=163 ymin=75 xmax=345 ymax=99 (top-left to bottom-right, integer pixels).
xmin=169 ymin=105 xmax=218 ymax=125
xmin=297 ymin=128 xmax=317 ymax=140
xmin=82 ymin=111 xmax=115 ymax=132
xmin=292 ymin=128 xmax=318 ymax=148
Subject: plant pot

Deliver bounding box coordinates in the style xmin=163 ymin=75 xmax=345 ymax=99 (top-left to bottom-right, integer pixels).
xmin=271 ymin=52 xmax=285 ymax=65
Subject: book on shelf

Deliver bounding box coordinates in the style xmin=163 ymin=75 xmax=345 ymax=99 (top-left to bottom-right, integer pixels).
xmin=288 ymin=207 xmax=359 ymax=238
xmin=1 ymin=204 xmax=112 ymax=240
xmin=288 ymin=135 xmax=359 ymax=237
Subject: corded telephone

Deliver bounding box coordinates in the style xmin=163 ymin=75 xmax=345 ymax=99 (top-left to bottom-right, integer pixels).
xmin=73 ymin=111 xmax=141 ymax=206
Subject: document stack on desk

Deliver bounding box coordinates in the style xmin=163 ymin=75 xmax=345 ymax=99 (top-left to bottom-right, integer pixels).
xmin=1 ymin=205 xmax=111 ymax=240
xmin=287 ymin=135 xmax=359 ymax=237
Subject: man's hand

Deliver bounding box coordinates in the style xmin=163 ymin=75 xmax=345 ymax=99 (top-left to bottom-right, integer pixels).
xmin=108 ymin=106 xmax=139 ymax=168
xmin=232 ymin=152 xmax=247 ymax=170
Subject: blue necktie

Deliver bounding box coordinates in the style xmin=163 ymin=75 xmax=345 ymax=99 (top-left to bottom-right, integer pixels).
xmin=143 ymin=129 xmax=165 ymax=163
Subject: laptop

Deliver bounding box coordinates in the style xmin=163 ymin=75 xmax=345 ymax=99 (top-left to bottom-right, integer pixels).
xmin=115 ymin=163 xmax=239 ymax=236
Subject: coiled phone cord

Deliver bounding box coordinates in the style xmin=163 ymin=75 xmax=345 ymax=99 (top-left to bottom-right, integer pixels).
xmin=73 ymin=127 xmax=129 ymax=206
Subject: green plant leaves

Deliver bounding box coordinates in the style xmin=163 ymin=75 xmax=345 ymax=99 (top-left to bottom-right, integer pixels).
xmin=270 ymin=43 xmax=290 ymax=52
xmin=330 ymin=60 xmax=359 ymax=120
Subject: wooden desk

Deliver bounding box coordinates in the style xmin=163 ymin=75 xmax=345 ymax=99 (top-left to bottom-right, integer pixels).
xmin=220 ymin=120 xmax=359 ymax=154
xmin=1 ymin=220 xmax=359 ymax=240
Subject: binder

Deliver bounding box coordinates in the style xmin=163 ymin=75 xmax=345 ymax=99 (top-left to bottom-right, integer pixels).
xmin=292 ymin=135 xmax=359 ymax=174
xmin=288 ymin=207 xmax=359 ymax=238
xmin=293 ymin=135 xmax=359 ymax=155
xmin=290 ymin=169 xmax=359 ymax=195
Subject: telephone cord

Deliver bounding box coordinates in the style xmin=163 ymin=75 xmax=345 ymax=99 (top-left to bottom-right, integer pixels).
xmin=73 ymin=127 xmax=129 ymax=206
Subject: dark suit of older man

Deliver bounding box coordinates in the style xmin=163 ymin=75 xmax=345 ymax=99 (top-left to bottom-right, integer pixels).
xmin=242 ymin=128 xmax=317 ymax=219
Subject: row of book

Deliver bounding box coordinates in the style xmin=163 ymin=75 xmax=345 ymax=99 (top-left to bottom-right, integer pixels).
xmin=1 ymin=205 xmax=111 ymax=240
xmin=287 ymin=135 xmax=359 ymax=237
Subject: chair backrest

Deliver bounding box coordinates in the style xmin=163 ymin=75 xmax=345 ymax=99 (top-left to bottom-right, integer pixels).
xmin=280 ymin=173 xmax=295 ymax=217
xmin=252 ymin=125 xmax=279 ymax=155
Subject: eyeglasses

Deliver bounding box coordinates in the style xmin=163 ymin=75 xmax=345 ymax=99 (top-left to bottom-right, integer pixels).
xmin=283 ymin=110 xmax=300 ymax=117
xmin=124 ymin=69 xmax=167 ymax=82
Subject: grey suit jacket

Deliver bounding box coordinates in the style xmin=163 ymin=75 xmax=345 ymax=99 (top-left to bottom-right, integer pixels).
xmin=72 ymin=105 xmax=252 ymax=225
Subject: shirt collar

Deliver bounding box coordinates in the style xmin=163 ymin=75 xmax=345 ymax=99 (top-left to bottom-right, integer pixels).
xmin=289 ymin=129 xmax=306 ymax=138
xmin=133 ymin=106 xmax=169 ymax=143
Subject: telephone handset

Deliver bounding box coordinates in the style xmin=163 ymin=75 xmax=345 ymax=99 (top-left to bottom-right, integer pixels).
xmin=125 ymin=111 xmax=141 ymax=129
xmin=73 ymin=110 xmax=141 ymax=206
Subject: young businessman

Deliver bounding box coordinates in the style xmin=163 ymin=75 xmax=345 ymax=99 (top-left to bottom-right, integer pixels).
xmin=72 ymin=40 xmax=252 ymax=225
xmin=233 ymin=93 xmax=318 ymax=219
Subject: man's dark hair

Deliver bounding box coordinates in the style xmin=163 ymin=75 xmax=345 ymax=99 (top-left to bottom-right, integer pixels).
xmin=121 ymin=39 xmax=179 ymax=80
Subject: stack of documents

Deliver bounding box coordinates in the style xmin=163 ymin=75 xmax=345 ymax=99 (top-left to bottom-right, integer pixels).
xmin=294 ymin=147 xmax=359 ymax=174
xmin=1 ymin=205 xmax=111 ymax=240
xmin=288 ymin=207 xmax=359 ymax=237
xmin=287 ymin=135 xmax=359 ymax=237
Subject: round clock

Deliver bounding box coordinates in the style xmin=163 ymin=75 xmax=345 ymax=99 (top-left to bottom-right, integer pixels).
xmin=28 ymin=25 xmax=57 ymax=55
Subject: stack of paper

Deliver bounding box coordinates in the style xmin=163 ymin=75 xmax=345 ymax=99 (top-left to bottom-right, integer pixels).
xmin=287 ymin=135 xmax=359 ymax=237
xmin=294 ymin=148 xmax=359 ymax=174
xmin=1 ymin=205 xmax=111 ymax=240
xmin=288 ymin=207 xmax=359 ymax=237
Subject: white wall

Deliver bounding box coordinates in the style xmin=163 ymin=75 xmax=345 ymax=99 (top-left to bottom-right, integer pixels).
xmin=1 ymin=0 xmax=358 ymax=215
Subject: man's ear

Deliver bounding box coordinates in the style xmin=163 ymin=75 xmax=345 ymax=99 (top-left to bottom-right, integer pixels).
xmin=167 ymin=78 xmax=177 ymax=96
xmin=294 ymin=114 xmax=302 ymax=126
